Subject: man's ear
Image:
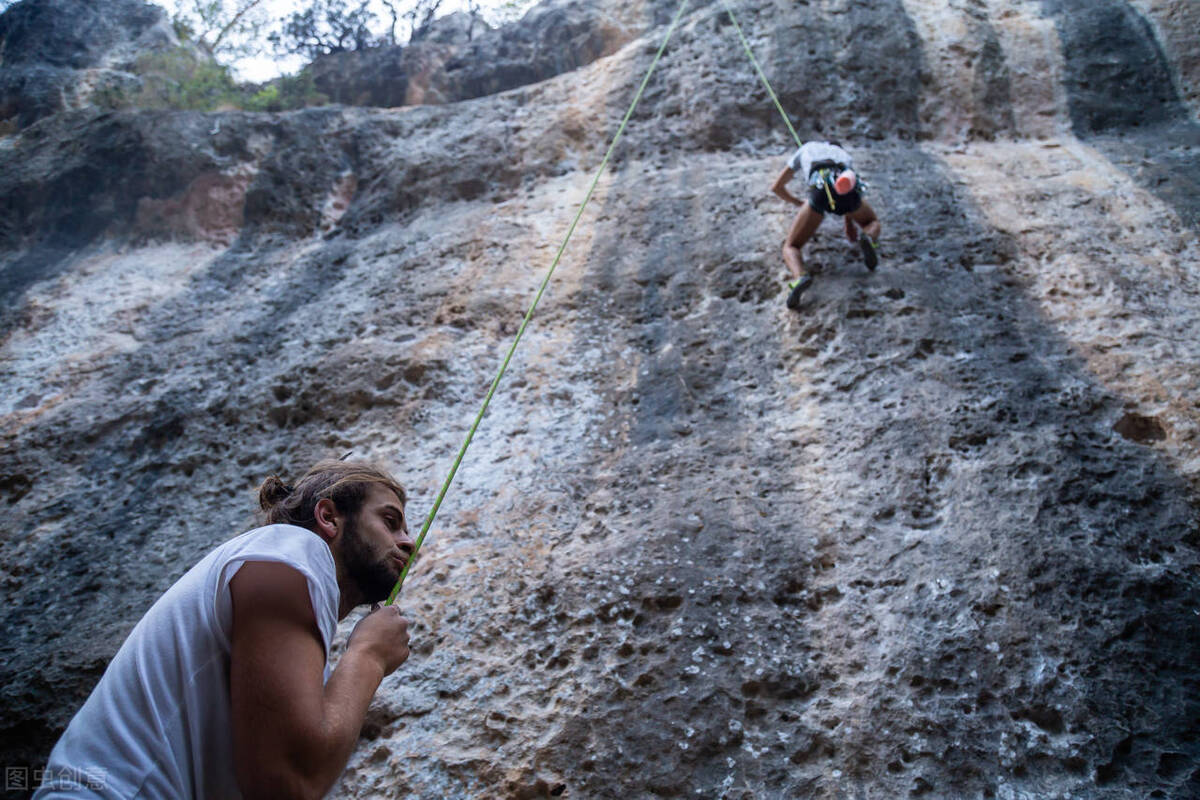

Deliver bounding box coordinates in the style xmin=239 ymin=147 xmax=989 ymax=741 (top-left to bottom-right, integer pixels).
xmin=314 ymin=497 xmax=341 ymax=541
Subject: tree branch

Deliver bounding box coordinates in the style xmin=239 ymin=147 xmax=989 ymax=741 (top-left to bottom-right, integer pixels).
xmin=212 ymin=0 xmax=267 ymax=52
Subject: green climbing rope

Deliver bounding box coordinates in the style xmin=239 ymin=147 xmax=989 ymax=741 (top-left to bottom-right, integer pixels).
xmin=720 ymin=0 xmax=802 ymax=147
xmin=385 ymin=0 xmax=692 ymax=606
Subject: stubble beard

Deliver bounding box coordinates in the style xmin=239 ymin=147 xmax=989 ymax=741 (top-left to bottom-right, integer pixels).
xmin=342 ymin=514 xmax=399 ymax=604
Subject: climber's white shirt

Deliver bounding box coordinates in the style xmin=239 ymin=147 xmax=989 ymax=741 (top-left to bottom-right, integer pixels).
xmin=788 ymin=141 xmax=854 ymax=178
xmin=34 ymin=524 xmax=339 ymax=799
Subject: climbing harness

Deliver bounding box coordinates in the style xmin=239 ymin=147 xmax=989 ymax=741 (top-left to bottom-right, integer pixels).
xmin=814 ymin=168 xmax=838 ymax=210
xmin=384 ymin=0 xmax=693 ymax=605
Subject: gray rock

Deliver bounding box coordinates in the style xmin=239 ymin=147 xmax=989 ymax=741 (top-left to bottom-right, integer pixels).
xmin=310 ymin=0 xmax=680 ymax=109
xmin=1040 ymin=0 xmax=1189 ymax=134
xmin=0 ymin=0 xmax=178 ymax=127
xmin=1 ymin=0 xmax=1199 ymax=797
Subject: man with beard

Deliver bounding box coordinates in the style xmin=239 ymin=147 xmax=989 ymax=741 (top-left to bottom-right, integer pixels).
xmin=35 ymin=460 xmax=415 ymax=799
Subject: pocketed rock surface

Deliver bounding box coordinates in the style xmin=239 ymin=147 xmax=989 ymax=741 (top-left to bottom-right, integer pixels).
xmin=1 ymin=0 xmax=1199 ymax=798
xmin=0 ymin=0 xmax=179 ymax=128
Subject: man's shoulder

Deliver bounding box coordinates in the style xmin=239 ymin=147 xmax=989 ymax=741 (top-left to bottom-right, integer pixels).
xmin=216 ymin=524 xmax=335 ymax=578
xmin=222 ymin=525 xmax=339 ymax=629
xmin=225 ymin=528 xmax=339 ymax=657
xmin=231 ymin=523 xmax=324 ymax=549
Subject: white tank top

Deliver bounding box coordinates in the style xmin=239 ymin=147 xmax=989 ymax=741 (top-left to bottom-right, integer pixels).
xmin=788 ymin=141 xmax=854 ymax=178
xmin=34 ymin=524 xmax=339 ymax=799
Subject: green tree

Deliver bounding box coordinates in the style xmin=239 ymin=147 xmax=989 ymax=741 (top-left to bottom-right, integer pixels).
xmin=377 ymin=0 xmax=405 ymax=46
xmin=170 ymin=0 xmax=271 ymax=62
xmin=90 ymin=47 xmax=241 ymax=111
xmin=242 ymin=71 xmax=327 ymax=111
xmin=270 ymin=0 xmax=376 ymax=60
xmin=395 ymin=0 xmax=441 ymax=43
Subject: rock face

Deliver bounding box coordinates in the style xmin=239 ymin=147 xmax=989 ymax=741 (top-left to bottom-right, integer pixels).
xmin=2 ymin=0 xmax=1199 ymax=798
xmin=0 ymin=0 xmax=178 ymax=128
xmin=310 ymin=0 xmax=663 ymax=108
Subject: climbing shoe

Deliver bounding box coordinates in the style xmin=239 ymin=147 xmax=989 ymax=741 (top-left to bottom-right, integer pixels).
xmin=786 ymin=275 xmax=813 ymax=309
xmin=860 ymin=235 xmax=879 ymax=271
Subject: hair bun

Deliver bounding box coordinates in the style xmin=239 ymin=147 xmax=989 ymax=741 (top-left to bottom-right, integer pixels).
xmin=257 ymin=475 xmax=294 ymax=510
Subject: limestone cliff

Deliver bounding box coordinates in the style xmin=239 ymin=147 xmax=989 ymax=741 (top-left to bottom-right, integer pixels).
xmin=0 ymin=0 xmax=179 ymax=129
xmin=1 ymin=0 xmax=1198 ymax=798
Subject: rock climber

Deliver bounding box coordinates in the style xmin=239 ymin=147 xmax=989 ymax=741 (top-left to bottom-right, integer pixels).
xmin=771 ymin=139 xmax=882 ymax=309
xmin=35 ymin=460 xmax=416 ymax=799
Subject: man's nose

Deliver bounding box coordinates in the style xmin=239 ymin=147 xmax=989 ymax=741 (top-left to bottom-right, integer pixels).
xmin=396 ymin=528 xmax=415 ymax=556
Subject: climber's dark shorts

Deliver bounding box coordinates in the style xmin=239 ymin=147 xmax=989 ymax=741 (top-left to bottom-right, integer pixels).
xmin=807 ymin=184 xmax=862 ymax=216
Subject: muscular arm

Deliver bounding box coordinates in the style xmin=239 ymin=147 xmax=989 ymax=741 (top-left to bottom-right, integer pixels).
xmin=771 ymin=166 xmax=804 ymax=206
xmin=229 ymin=562 xmax=408 ymax=800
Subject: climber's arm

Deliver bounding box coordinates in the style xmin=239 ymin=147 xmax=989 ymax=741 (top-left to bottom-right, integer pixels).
xmin=772 ymin=167 xmax=803 ymax=206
